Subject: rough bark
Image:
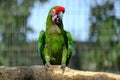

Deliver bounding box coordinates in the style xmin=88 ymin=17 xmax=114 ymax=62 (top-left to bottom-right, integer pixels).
xmin=0 ymin=65 xmax=120 ymax=80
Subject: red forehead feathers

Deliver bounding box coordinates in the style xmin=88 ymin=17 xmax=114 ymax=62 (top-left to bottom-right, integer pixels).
xmin=54 ymin=6 xmax=65 ymax=14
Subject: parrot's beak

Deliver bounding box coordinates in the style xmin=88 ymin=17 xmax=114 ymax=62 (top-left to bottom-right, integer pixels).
xmin=54 ymin=11 xmax=63 ymax=25
xmin=58 ymin=11 xmax=63 ymax=20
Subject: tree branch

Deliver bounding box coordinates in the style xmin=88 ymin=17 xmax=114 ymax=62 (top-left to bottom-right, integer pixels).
xmin=0 ymin=65 xmax=120 ymax=80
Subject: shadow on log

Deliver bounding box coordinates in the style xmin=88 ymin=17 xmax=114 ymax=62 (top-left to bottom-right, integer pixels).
xmin=0 ymin=65 xmax=120 ymax=80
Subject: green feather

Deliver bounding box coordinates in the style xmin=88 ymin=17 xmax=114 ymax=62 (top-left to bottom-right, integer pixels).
xmin=38 ymin=30 xmax=46 ymax=64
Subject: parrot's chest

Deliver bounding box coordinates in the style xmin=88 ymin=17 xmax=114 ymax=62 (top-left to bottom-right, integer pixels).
xmin=46 ymin=26 xmax=66 ymax=63
xmin=46 ymin=26 xmax=65 ymax=46
xmin=46 ymin=27 xmax=65 ymax=53
xmin=46 ymin=34 xmax=65 ymax=64
xmin=46 ymin=33 xmax=65 ymax=51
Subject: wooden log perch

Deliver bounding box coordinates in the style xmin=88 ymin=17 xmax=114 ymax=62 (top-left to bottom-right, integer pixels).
xmin=0 ymin=65 xmax=120 ymax=80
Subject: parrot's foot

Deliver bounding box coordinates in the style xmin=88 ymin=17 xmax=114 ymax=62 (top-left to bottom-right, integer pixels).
xmin=61 ymin=64 xmax=66 ymax=74
xmin=44 ymin=63 xmax=51 ymax=70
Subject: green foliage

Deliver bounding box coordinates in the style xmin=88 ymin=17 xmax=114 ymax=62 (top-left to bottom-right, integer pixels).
xmin=83 ymin=0 xmax=120 ymax=72
xmin=0 ymin=0 xmax=48 ymax=66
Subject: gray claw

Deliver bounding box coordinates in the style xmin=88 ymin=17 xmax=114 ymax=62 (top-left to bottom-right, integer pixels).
xmin=61 ymin=64 xmax=66 ymax=73
xmin=44 ymin=63 xmax=51 ymax=70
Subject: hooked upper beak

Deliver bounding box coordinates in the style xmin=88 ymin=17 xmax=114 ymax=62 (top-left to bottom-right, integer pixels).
xmin=58 ymin=11 xmax=63 ymax=20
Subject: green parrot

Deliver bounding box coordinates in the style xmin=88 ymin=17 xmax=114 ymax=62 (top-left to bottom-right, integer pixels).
xmin=38 ymin=6 xmax=73 ymax=73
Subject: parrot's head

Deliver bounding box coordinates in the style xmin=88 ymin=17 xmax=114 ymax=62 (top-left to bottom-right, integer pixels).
xmin=50 ymin=6 xmax=65 ymax=25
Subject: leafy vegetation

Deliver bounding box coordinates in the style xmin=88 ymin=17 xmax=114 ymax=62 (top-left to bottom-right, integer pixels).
xmin=82 ymin=0 xmax=120 ymax=72
xmin=0 ymin=0 xmax=48 ymax=66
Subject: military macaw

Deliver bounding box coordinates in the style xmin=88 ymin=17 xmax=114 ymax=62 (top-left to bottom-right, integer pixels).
xmin=38 ymin=6 xmax=73 ymax=73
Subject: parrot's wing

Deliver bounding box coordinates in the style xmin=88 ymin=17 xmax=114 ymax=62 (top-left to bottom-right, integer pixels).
xmin=38 ymin=30 xmax=46 ymax=64
xmin=66 ymin=32 xmax=74 ymax=65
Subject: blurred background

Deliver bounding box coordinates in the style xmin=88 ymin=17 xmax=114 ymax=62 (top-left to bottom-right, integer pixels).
xmin=0 ymin=0 xmax=120 ymax=73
